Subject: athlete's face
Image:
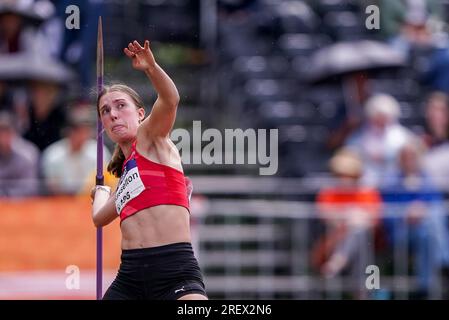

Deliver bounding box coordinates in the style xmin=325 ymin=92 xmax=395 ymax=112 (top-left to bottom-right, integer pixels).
xmin=99 ymin=91 xmax=145 ymax=143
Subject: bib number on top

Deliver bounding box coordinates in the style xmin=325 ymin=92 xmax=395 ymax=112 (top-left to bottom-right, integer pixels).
xmin=115 ymin=158 xmax=145 ymax=214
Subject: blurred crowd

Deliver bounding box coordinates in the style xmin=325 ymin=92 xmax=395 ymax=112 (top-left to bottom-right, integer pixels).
xmin=317 ymin=1 xmax=449 ymax=299
xmin=215 ymin=0 xmax=449 ymax=299
xmin=0 ymin=0 xmax=115 ymax=197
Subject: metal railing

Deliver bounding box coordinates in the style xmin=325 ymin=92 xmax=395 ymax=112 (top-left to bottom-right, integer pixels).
xmin=191 ymin=190 xmax=449 ymax=300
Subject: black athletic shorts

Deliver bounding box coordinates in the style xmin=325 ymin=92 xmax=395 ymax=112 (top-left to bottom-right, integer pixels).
xmin=103 ymin=242 xmax=207 ymax=300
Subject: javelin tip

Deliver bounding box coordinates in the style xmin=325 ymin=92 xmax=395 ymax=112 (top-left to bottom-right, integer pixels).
xmin=97 ymin=16 xmax=104 ymax=80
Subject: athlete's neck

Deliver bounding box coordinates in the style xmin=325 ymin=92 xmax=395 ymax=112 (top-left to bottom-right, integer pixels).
xmin=119 ymin=139 xmax=135 ymax=158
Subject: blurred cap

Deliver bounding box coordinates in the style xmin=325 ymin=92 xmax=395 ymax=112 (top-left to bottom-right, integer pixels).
xmin=0 ymin=0 xmax=54 ymax=25
xmin=365 ymin=93 xmax=401 ymax=120
xmin=329 ymin=148 xmax=363 ymax=178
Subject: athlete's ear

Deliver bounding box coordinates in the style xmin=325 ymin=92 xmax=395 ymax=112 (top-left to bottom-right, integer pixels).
xmin=138 ymin=108 xmax=145 ymax=123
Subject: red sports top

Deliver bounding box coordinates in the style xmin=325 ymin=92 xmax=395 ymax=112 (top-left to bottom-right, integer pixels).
xmin=115 ymin=141 xmax=190 ymax=222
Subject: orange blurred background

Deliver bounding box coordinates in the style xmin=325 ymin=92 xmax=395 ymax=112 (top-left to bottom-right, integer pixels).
xmin=0 ymin=196 xmax=121 ymax=299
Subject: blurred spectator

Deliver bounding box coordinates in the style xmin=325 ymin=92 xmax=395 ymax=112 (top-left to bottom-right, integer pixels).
xmin=0 ymin=47 xmax=75 ymax=139
xmin=0 ymin=80 xmax=28 ymax=134
xmin=326 ymin=71 xmax=371 ymax=151
xmin=384 ymin=0 xmax=449 ymax=95
xmin=379 ymin=0 xmax=443 ymax=41
xmin=54 ymin=0 xmax=105 ymax=97
xmin=382 ymin=139 xmax=449 ymax=299
xmin=23 ymin=79 xmax=67 ymax=151
xmin=421 ymin=91 xmax=449 ymax=148
xmin=0 ymin=0 xmax=55 ymax=55
xmin=345 ymin=93 xmax=416 ymax=188
xmin=421 ymin=40 xmax=449 ymax=95
xmin=41 ymin=107 xmax=111 ymax=195
xmin=0 ymin=110 xmax=39 ymax=197
xmin=312 ymin=148 xmax=382 ymax=298
xmin=421 ymin=92 xmax=449 ymax=191
xmin=320 ymin=41 xmax=406 ymax=152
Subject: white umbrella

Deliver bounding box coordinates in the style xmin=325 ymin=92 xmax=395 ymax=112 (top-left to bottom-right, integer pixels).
xmin=0 ymin=53 xmax=76 ymax=84
xmin=303 ymin=40 xmax=407 ymax=83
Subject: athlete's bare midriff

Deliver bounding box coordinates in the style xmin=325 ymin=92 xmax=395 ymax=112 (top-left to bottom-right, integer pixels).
xmin=120 ymin=204 xmax=191 ymax=249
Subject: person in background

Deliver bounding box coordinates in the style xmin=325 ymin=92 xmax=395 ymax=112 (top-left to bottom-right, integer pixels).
xmin=422 ymin=92 xmax=449 ymax=191
xmin=382 ymin=139 xmax=449 ymax=299
xmin=345 ymin=93 xmax=415 ymax=188
xmin=0 ymin=110 xmax=39 ymax=197
xmin=0 ymin=0 xmax=55 ymax=55
xmin=23 ymin=78 xmax=67 ymax=151
xmin=312 ymin=148 xmax=382 ymax=298
xmin=421 ymin=92 xmax=449 ymax=148
xmin=41 ymin=107 xmax=111 ymax=195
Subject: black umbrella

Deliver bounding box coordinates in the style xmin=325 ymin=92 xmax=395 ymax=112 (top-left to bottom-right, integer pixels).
xmin=0 ymin=0 xmax=54 ymax=26
xmin=302 ymin=40 xmax=407 ymax=83
xmin=0 ymin=53 xmax=76 ymax=85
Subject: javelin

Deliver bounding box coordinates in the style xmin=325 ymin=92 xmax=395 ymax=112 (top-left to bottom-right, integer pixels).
xmin=96 ymin=16 xmax=104 ymax=301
